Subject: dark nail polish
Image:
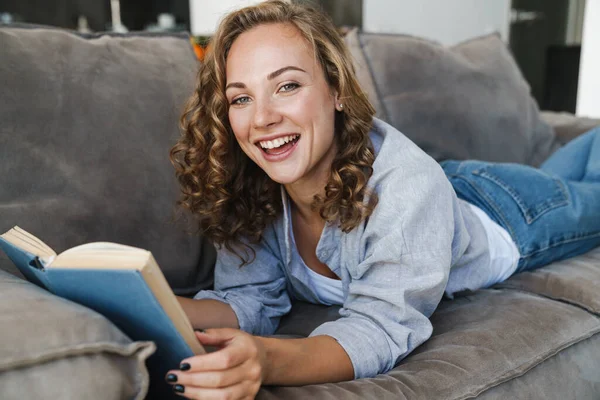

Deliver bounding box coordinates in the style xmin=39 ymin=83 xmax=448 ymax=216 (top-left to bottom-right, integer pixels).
xmin=173 ymin=384 xmax=185 ymax=393
xmin=165 ymin=373 xmax=178 ymax=383
xmin=180 ymin=363 xmax=191 ymax=371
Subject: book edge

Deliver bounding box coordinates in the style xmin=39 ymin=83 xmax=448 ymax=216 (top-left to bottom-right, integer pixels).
xmin=140 ymin=256 xmax=205 ymax=355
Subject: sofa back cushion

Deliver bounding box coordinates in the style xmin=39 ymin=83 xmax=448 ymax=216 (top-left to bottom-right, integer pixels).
xmin=345 ymin=30 xmax=560 ymax=166
xmin=0 ymin=25 xmax=215 ymax=295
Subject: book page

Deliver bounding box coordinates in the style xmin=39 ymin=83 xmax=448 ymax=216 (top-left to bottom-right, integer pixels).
xmin=52 ymin=248 xmax=150 ymax=270
xmin=51 ymin=240 xmax=152 ymax=269
xmin=60 ymin=241 xmax=144 ymax=255
xmin=0 ymin=226 xmax=56 ymax=260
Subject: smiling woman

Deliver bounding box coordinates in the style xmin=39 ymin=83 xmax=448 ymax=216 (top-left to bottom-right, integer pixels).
xmin=171 ymin=1 xmax=376 ymax=253
xmin=168 ymin=1 xmax=600 ymax=399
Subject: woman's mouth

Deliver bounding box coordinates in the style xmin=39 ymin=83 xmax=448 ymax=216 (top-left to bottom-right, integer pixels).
xmin=258 ymin=134 xmax=300 ymax=156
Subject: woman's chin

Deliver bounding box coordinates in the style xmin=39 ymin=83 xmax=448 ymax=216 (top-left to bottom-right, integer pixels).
xmin=266 ymin=174 xmax=299 ymax=186
xmin=264 ymin=169 xmax=302 ymax=186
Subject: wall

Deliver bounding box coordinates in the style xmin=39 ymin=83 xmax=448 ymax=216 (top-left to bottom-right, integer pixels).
xmin=363 ymin=0 xmax=511 ymax=45
xmin=576 ymin=0 xmax=600 ymax=117
xmin=189 ymin=0 xmax=262 ymax=35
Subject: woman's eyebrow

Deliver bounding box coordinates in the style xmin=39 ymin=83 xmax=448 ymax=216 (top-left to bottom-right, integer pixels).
xmin=267 ymin=66 xmax=306 ymax=80
xmin=225 ymin=66 xmax=307 ymax=91
xmin=225 ymin=82 xmax=246 ymax=91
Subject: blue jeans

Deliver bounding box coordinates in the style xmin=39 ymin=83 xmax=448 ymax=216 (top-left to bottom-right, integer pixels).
xmin=441 ymin=126 xmax=600 ymax=274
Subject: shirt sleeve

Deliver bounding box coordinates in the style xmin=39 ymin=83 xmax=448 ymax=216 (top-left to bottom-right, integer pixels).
xmin=193 ymin=225 xmax=291 ymax=336
xmin=311 ymin=161 xmax=460 ymax=379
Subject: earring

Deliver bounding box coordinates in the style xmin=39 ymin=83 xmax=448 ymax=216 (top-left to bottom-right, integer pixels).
xmin=339 ymin=103 xmax=344 ymax=110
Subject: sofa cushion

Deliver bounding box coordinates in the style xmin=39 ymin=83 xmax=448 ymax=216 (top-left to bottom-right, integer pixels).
xmin=0 ymin=269 xmax=155 ymax=400
xmin=496 ymin=246 xmax=600 ymax=315
xmin=264 ymin=288 xmax=600 ymax=399
xmin=344 ymin=30 xmax=560 ymax=166
xmin=476 ymin=332 xmax=600 ymax=399
xmin=275 ymin=301 xmax=342 ymax=337
xmin=0 ymin=25 xmax=215 ymax=295
xmin=540 ymin=111 xmax=600 ymax=145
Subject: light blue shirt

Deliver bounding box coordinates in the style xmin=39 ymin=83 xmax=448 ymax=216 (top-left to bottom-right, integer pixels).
xmin=194 ymin=118 xmax=491 ymax=378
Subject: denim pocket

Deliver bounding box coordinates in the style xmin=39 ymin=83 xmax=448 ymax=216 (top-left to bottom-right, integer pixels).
xmin=473 ymin=165 xmax=569 ymax=225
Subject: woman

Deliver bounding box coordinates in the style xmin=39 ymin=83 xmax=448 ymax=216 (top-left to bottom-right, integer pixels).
xmin=168 ymin=1 xmax=600 ymax=398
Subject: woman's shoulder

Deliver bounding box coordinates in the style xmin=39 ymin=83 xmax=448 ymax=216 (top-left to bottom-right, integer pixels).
xmin=369 ymin=118 xmax=448 ymax=189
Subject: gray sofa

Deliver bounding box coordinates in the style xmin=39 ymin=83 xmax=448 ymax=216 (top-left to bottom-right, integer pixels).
xmin=1 ymin=25 xmax=599 ymax=399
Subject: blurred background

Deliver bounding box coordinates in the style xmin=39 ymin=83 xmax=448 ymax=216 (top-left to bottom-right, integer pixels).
xmin=0 ymin=0 xmax=597 ymax=117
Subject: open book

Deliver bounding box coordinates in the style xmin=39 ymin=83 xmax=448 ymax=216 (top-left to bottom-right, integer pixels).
xmin=0 ymin=226 xmax=204 ymax=387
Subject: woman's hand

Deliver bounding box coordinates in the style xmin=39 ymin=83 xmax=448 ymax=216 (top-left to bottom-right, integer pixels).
xmin=166 ymin=329 xmax=267 ymax=400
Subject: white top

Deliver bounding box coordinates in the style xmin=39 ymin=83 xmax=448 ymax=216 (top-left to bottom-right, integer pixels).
xmin=464 ymin=203 xmax=520 ymax=287
xmin=304 ymin=265 xmax=344 ymax=305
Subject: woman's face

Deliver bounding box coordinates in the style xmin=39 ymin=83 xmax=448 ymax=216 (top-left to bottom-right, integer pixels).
xmin=225 ymin=23 xmax=340 ymax=188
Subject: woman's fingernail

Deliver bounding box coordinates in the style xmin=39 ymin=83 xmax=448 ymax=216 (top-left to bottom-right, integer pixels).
xmin=179 ymin=363 xmax=191 ymax=371
xmin=173 ymin=384 xmax=185 ymax=393
xmin=165 ymin=373 xmax=178 ymax=383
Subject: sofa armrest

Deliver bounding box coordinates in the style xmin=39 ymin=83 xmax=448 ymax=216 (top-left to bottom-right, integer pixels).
xmin=0 ymin=269 xmax=154 ymax=400
xmin=540 ymin=111 xmax=600 ymax=145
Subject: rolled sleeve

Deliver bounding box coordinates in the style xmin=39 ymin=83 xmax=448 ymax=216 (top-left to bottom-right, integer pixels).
xmin=194 ymin=228 xmax=291 ymax=336
xmin=310 ymin=313 xmax=395 ymax=379
xmin=310 ymin=248 xmax=449 ymax=378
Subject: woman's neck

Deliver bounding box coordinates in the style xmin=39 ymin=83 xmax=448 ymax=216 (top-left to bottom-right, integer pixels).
xmin=285 ymin=183 xmax=320 ymax=222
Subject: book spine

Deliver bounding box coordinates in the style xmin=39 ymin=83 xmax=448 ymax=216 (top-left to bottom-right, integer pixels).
xmin=0 ymin=238 xmax=53 ymax=291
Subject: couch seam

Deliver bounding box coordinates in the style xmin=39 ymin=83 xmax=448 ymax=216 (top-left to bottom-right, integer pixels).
xmin=1 ymin=23 xmax=190 ymax=40
xmin=493 ymin=285 xmax=599 ymax=317
xmin=460 ymin=329 xmax=600 ymax=400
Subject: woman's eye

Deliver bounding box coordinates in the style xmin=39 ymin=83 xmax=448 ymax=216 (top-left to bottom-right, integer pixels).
xmin=279 ymin=83 xmax=300 ymax=93
xmin=231 ymin=96 xmax=250 ymax=105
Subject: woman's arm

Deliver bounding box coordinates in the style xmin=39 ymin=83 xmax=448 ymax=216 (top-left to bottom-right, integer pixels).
xmin=176 ymin=297 xmax=354 ymax=384
xmin=258 ymin=334 xmax=354 ymax=385
xmin=177 ymin=296 xmax=239 ymax=330
xmin=166 ymin=329 xmax=353 ymax=399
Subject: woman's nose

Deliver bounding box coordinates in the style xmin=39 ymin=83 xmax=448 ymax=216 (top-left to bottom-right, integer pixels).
xmin=252 ymin=98 xmax=282 ymax=129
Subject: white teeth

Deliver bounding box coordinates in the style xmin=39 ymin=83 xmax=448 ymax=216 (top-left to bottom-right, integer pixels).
xmin=259 ymin=134 xmax=299 ymax=149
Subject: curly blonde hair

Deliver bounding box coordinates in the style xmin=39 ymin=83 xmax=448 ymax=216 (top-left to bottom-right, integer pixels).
xmin=170 ymin=0 xmax=377 ymax=261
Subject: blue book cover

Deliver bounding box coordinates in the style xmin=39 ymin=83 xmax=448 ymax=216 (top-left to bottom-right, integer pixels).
xmin=0 ymin=226 xmax=205 ymax=398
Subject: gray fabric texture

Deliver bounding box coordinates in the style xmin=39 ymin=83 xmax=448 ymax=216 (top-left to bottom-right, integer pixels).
xmin=477 ymin=333 xmax=600 ymax=399
xmin=540 ymin=111 xmax=600 ymax=145
xmin=0 ymin=26 xmax=215 ymax=295
xmin=276 ymin=301 xmax=342 ymax=337
xmin=0 ymin=269 xmax=155 ymax=400
xmin=344 ymin=29 xmax=560 ymax=166
xmin=343 ymin=28 xmax=388 ymax=121
xmin=262 ymin=288 xmax=600 ymax=399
